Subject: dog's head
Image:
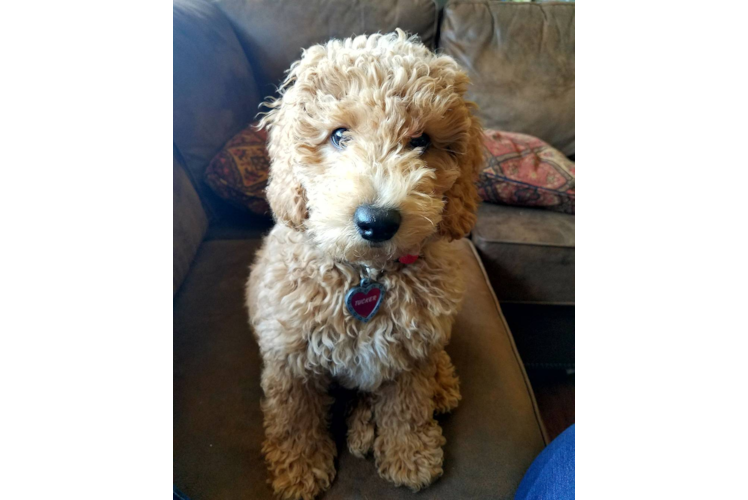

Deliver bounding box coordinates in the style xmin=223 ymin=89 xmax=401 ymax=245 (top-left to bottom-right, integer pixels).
xmin=260 ymin=30 xmax=482 ymax=264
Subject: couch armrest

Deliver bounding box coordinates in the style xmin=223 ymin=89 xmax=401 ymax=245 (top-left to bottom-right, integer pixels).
xmin=173 ymin=0 xmax=262 ymax=217
xmin=174 ymin=157 xmax=208 ymax=295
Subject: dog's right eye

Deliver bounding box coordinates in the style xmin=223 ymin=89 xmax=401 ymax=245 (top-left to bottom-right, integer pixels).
xmin=330 ymin=128 xmax=348 ymax=149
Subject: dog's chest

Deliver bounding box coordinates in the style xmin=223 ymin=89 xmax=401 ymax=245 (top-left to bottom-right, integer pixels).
xmin=300 ymin=264 xmax=462 ymax=391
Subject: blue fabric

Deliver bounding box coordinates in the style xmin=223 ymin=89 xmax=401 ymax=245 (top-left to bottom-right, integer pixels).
xmin=173 ymin=486 xmax=191 ymax=500
xmin=515 ymin=424 xmax=575 ymax=500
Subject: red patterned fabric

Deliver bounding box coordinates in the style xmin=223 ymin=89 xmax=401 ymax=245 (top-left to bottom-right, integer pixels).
xmin=204 ymin=124 xmax=575 ymax=216
xmin=204 ymin=125 xmax=270 ymax=215
xmin=478 ymin=130 xmax=575 ymax=214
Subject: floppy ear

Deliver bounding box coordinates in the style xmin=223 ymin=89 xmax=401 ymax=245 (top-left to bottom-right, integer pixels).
xmin=438 ymin=107 xmax=483 ymax=240
xmin=260 ymin=104 xmax=308 ymax=231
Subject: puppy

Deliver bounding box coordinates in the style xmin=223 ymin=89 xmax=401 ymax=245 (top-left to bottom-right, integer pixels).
xmin=247 ymin=30 xmax=483 ymax=499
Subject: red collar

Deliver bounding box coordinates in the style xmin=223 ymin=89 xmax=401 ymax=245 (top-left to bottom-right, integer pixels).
xmin=397 ymin=254 xmax=419 ymax=265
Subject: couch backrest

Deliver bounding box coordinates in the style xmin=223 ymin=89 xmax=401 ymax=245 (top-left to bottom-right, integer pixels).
xmin=174 ymin=0 xmax=263 ymax=219
xmin=214 ymin=0 xmax=440 ymax=99
xmin=440 ymin=1 xmax=575 ymax=156
xmin=173 ymin=0 xmax=574 ymax=226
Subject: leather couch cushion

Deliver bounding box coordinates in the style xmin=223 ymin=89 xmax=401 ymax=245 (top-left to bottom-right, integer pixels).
xmin=440 ymin=1 xmax=575 ymax=156
xmin=174 ymin=237 xmax=546 ymax=499
xmin=214 ymin=0 xmax=439 ymax=97
xmin=472 ymin=203 xmax=574 ymax=304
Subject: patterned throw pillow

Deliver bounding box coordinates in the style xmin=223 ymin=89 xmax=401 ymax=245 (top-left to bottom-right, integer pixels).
xmin=204 ymin=124 xmax=575 ymax=216
xmin=204 ymin=125 xmax=270 ymax=215
xmin=478 ymin=130 xmax=575 ymax=214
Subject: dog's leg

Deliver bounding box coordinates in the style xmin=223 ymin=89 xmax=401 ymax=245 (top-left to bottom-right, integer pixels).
xmin=346 ymin=393 xmax=375 ymax=458
xmin=372 ymin=358 xmax=446 ymax=491
xmin=261 ymin=362 xmax=336 ymax=500
xmin=433 ymin=349 xmax=461 ymax=414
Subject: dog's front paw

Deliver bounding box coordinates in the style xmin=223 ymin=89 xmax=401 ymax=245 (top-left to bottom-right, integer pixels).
xmin=434 ymin=350 xmax=461 ymax=414
xmin=263 ymin=436 xmax=336 ymax=500
xmin=374 ymin=421 xmax=446 ymax=491
xmin=433 ymin=375 xmax=461 ymax=414
xmin=347 ymin=395 xmax=375 ymax=458
xmin=348 ymin=423 xmax=375 ymax=458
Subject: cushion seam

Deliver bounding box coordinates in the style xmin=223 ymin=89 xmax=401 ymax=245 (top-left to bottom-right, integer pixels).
xmin=428 ymin=0 xmax=440 ymax=50
xmin=472 ymin=234 xmax=575 ymax=249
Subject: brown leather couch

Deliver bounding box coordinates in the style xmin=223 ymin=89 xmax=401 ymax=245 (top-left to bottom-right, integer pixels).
xmin=174 ymin=1 xmax=573 ymax=498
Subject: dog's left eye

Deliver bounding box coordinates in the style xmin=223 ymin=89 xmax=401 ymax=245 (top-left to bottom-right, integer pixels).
xmin=330 ymin=128 xmax=349 ymax=149
xmin=409 ymin=134 xmax=431 ymax=152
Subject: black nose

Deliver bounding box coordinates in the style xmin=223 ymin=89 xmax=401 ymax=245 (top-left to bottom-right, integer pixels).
xmin=354 ymin=205 xmax=401 ymax=242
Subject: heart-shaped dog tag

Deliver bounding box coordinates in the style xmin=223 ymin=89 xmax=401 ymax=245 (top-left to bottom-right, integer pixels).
xmin=345 ymin=279 xmax=385 ymax=323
